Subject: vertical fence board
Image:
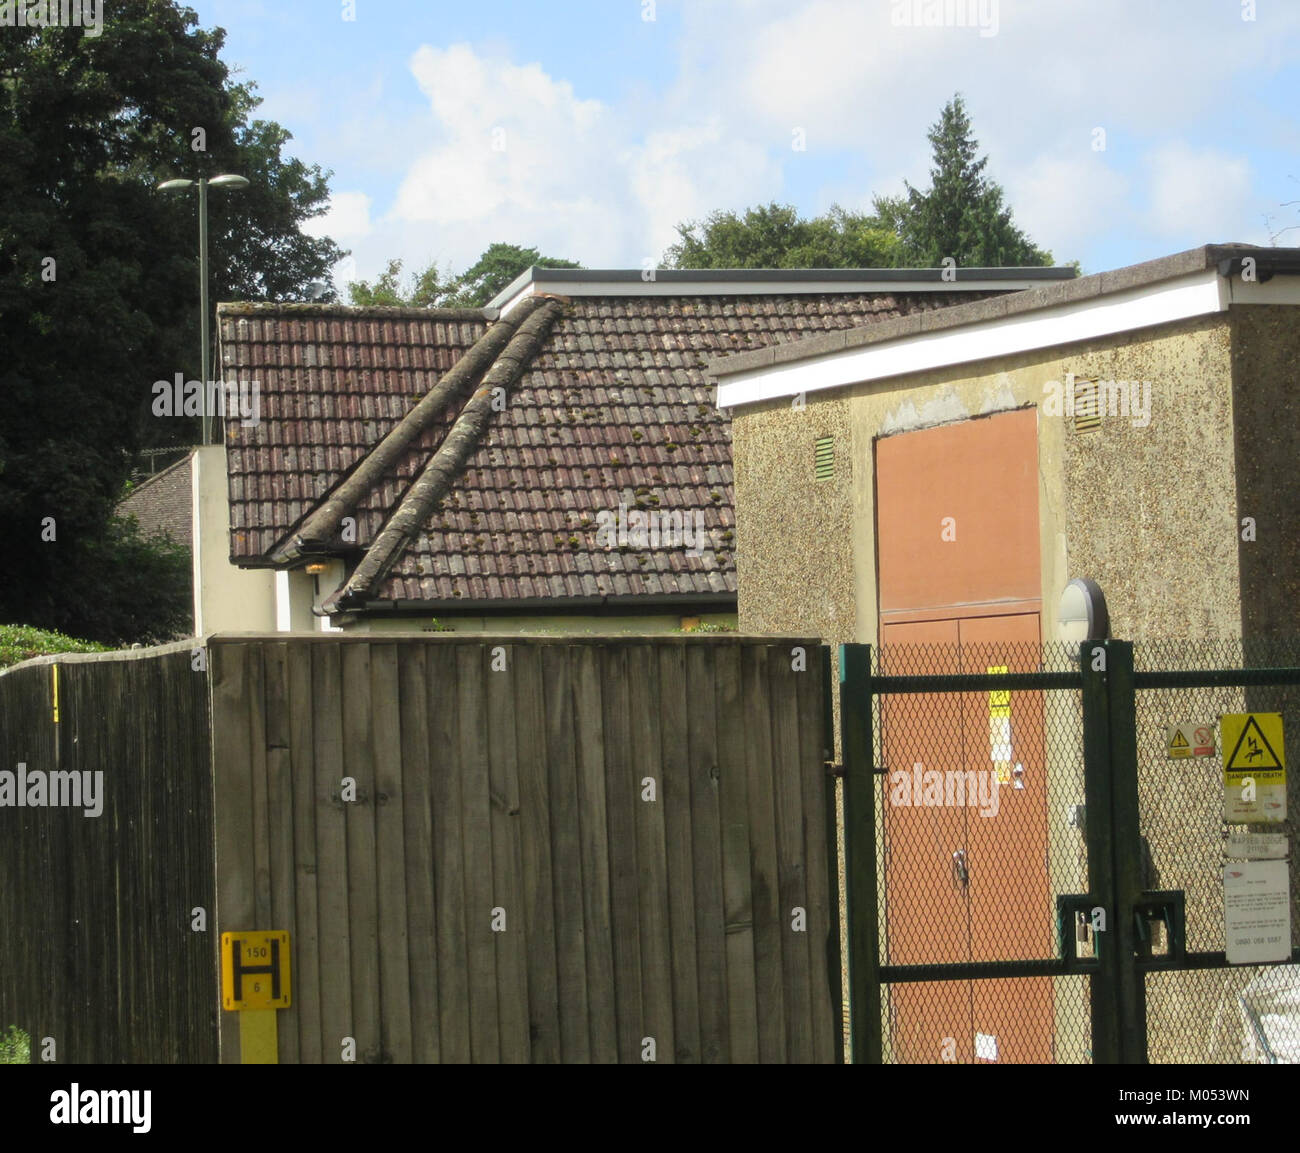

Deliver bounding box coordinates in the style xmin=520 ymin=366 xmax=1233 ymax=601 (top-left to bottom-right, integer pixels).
xmin=601 ymin=645 xmax=643 ymax=1063
xmin=629 ymin=645 xmax=674 ymax=1062
xmin=263 ymin=642 xmax=300 ymax=1064
xmin=717 ymin=643 xmax=760 ymax=1063
xmin=457 ymin=645 xmax=500 ymax=1062
xmin=287 ymin=641 xmax=322 ymax=1063
xmin=686 ymin=644 xmax=729 ymax=1063
xmin=487 ymin=644 xmax=530 ymax=1063
xmin=399 ymin=645 xmax=439 ymax=1064
xmin=515 ymin=645 xmax=561 ymax=1063
xmin=311 ymin=642 xmax=352 ymax=1063
xmin=573 ymin=644 xmax=617 ymax=1062
xmin=659 ymin=644 xmax=701 ymax=1063
xmin=543 ymin=644 xmax=589 ymax=1062
xmin=212 ymin=644 xmax=256 ymax=1063
xmin=372 ymin=643 xmax=413 ymax=1064
xmin=770 ymin=649 xmax=813 ymax=1063
xmin=428 ymin=643 xmax=470 ymax=1062
xmin=743 ymin=646 xmax=787 ymax=1062
xmin=342 ymin=643 xmax=381 ymax=1063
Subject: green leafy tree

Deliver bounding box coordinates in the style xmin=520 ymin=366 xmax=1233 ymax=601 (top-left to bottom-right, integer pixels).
xmin=0 ymin=0 xmax=345 ymax=642
xmin=446 ymin=242 xmax=581 ymax=306
xmin=876 ymin=94 xmax=1054 ymax=267
xmin=347 ymin=258 xmax=447 ymax=307
xmin=664 ymin=203 xmax=902 ymax=269
xmin=347 ymin=243 xmax=582 ymax=308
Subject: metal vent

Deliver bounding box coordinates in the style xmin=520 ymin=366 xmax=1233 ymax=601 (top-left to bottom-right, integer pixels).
xmin=1072 ymin=379 xmax=1101 ymax=433
xmin=815 ymin=436 xmax=834 ymax=481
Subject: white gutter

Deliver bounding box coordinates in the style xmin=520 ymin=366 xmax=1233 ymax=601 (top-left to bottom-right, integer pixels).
xmin=716 ymin=269 xmax=1232 ymax=409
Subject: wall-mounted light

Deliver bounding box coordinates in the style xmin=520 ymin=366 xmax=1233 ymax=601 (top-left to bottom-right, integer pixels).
xmin=305 ymin=563 xmax=329 ymax=575
xmin=1059 ymin=577 xmax=1110 ymax=643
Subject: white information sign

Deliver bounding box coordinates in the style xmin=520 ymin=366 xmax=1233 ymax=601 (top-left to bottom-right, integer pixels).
xmin=1224 ymin=860 xmax=1291 ymax=964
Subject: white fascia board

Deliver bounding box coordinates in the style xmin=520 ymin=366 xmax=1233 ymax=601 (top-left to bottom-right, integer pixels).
xmin=717 ymin=270 xmax=1229 ymax=409
xmin=494 ymin=276 xmax=1053 ymax=317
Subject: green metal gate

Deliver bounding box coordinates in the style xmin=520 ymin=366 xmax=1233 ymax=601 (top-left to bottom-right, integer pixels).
xmin=840 ymin=638 xmax=1300 ymax=1063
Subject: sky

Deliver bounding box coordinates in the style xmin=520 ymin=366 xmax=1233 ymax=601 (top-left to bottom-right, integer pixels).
xmin=190 ymin=0 xmax=1300 ymax=285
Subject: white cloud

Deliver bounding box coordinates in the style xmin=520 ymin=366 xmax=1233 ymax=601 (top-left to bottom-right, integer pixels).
xmin=1006 ymin=152 xmax=1130 ymax=260
xmin=303 ymin=191 xmax=373 ymax=241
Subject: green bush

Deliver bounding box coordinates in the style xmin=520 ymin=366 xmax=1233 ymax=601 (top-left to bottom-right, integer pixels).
xmin=0 ymin=1026 xmax=30 ymax=1064
xmin=0 ymin=624 xmax=109 ymax=671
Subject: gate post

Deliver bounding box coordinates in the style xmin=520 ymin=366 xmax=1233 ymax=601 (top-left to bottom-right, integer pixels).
xmin=840 ymin=644 xmax=882 ymax=1063
xmin=1080 ymin=640 xmax=1148 ymax=1064
xmin=1104 ymin=641 xmax=1149 ymax=1063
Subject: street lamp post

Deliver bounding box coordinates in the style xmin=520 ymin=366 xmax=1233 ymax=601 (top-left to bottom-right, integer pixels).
xmin=158 ymin=174 xmax=250 ymax=445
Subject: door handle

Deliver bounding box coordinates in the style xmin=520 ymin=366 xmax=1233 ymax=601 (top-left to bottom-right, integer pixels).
xmin=952 ymin=848 xmax=969 ymax=888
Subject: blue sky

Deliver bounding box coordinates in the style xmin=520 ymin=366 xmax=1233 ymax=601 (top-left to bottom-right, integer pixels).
xmin=191 ymin=0 xmax=1300 ymax=284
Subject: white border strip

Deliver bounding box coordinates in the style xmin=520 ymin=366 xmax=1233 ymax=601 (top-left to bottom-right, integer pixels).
xmin=496 ymin=275 xmax=1059 ymax=317
xmin=716 ymin=270 xmax=1231 ymax=409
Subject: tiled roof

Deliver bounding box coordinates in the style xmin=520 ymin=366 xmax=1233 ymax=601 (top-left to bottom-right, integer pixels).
xmin=217 ymin=288 xmax=999 ymax=612
xmin=118 ymin=452 xmax=194 ymax=549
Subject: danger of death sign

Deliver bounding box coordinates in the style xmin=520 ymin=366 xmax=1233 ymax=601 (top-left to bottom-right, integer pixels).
xmin=1221 ymin=713 xmax=1286 ymax=824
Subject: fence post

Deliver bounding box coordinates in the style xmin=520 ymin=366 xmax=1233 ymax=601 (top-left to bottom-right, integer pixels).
xmin=820 ymin=646 xmax=846 ymax=1065
xmin=1104 ymin=641 xmax=1149 ymax=1064
xmin=1080 ymin=640 xmax=1122 ymax=1064
xmin=839 ymin=644 xmax=882 ymax=1063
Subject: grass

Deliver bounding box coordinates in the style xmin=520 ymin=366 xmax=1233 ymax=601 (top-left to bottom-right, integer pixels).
xmin=0 ymin=624 xmax=109 ymax=671
xmin=0 ymin=1026 xmax=30 ymax=1064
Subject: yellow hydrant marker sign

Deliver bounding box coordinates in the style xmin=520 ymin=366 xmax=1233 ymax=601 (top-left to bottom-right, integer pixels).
xmin=1221 ymin=714 xmax=1286 ymax=823
xmin=221 ymin=931 xmax=291 ymax=1010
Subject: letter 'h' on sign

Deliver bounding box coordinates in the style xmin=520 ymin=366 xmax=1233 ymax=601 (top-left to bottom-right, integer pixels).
xmin=221 ymin=931 xmax=290 ymax=1010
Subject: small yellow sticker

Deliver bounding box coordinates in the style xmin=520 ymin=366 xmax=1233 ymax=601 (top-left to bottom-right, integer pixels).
xmin=221 ymin=931 xmax=291 ymax=1011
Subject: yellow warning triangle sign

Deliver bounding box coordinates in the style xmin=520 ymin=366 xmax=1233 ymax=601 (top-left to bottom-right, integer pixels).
xmin=1225 ymin=715 xmax=1283 ymax=771
xmin=1170 ymin=729 xmax=1189 ymax=750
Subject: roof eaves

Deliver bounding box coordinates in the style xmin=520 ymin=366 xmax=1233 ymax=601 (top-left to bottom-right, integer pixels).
xmin=707 ymin=244 xmax=1240 ymax=380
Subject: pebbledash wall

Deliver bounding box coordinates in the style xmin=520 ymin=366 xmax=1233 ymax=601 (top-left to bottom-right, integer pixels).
xmin=716 ymin=249 xmax=1300 ymax=654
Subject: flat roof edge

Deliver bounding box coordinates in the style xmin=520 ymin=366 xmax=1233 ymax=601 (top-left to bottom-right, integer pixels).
xmin=486 ymin=264 xmax=1077 ymax=309
xmin=709 ymin=244 xmax=1300 ymax=381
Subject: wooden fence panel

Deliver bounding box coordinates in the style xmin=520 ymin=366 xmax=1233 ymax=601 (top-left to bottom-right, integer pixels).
xmin=1 ymin=634 xmax=835 ymax=1064
xmin=0 ymin=645 xmax=216 ymax=1064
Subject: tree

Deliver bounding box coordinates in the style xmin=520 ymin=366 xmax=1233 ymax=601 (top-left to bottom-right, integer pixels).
xmin=876 ymin=94 xmax=1053 ymax=267
xmin=347 ymin=243 xmax=582 ymax=308
xmin=664 ymin=203 xmax=902 ymax=269
xmin=0 ymin=0 xmax=345 ymax=642
xmin=447 ymin=242 xmax=581 ymax=307
xmin=347 ymin=258 xmax=447 ymax=308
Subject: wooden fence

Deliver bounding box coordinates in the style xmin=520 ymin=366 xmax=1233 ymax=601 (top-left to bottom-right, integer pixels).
xmin=0 ymin=643 xmax=215 ymax=1063
xmin=0 ymin=634 xmax=839 ymax=1063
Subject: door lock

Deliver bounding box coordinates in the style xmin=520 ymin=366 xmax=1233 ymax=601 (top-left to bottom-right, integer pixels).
xmin=952 ymin=848 xmax=969 ymax=888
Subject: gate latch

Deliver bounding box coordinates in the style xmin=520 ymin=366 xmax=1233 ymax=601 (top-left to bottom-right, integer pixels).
xmin=1057 ymin=894 xmax=1102 ymax=971
xmin=1133 ymin=890 xmax=1185 ymax=969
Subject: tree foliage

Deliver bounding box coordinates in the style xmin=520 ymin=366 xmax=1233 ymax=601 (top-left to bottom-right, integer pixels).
xmin=346 ymin=243 xmax=582 ymax=309
xmin=662 ymin=94 xmax=1057 ymax=272
xmin=0 ymin=0 xmax=344 ymax=642
xmin=877 ymin=94 xmax=1053 ymax=268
